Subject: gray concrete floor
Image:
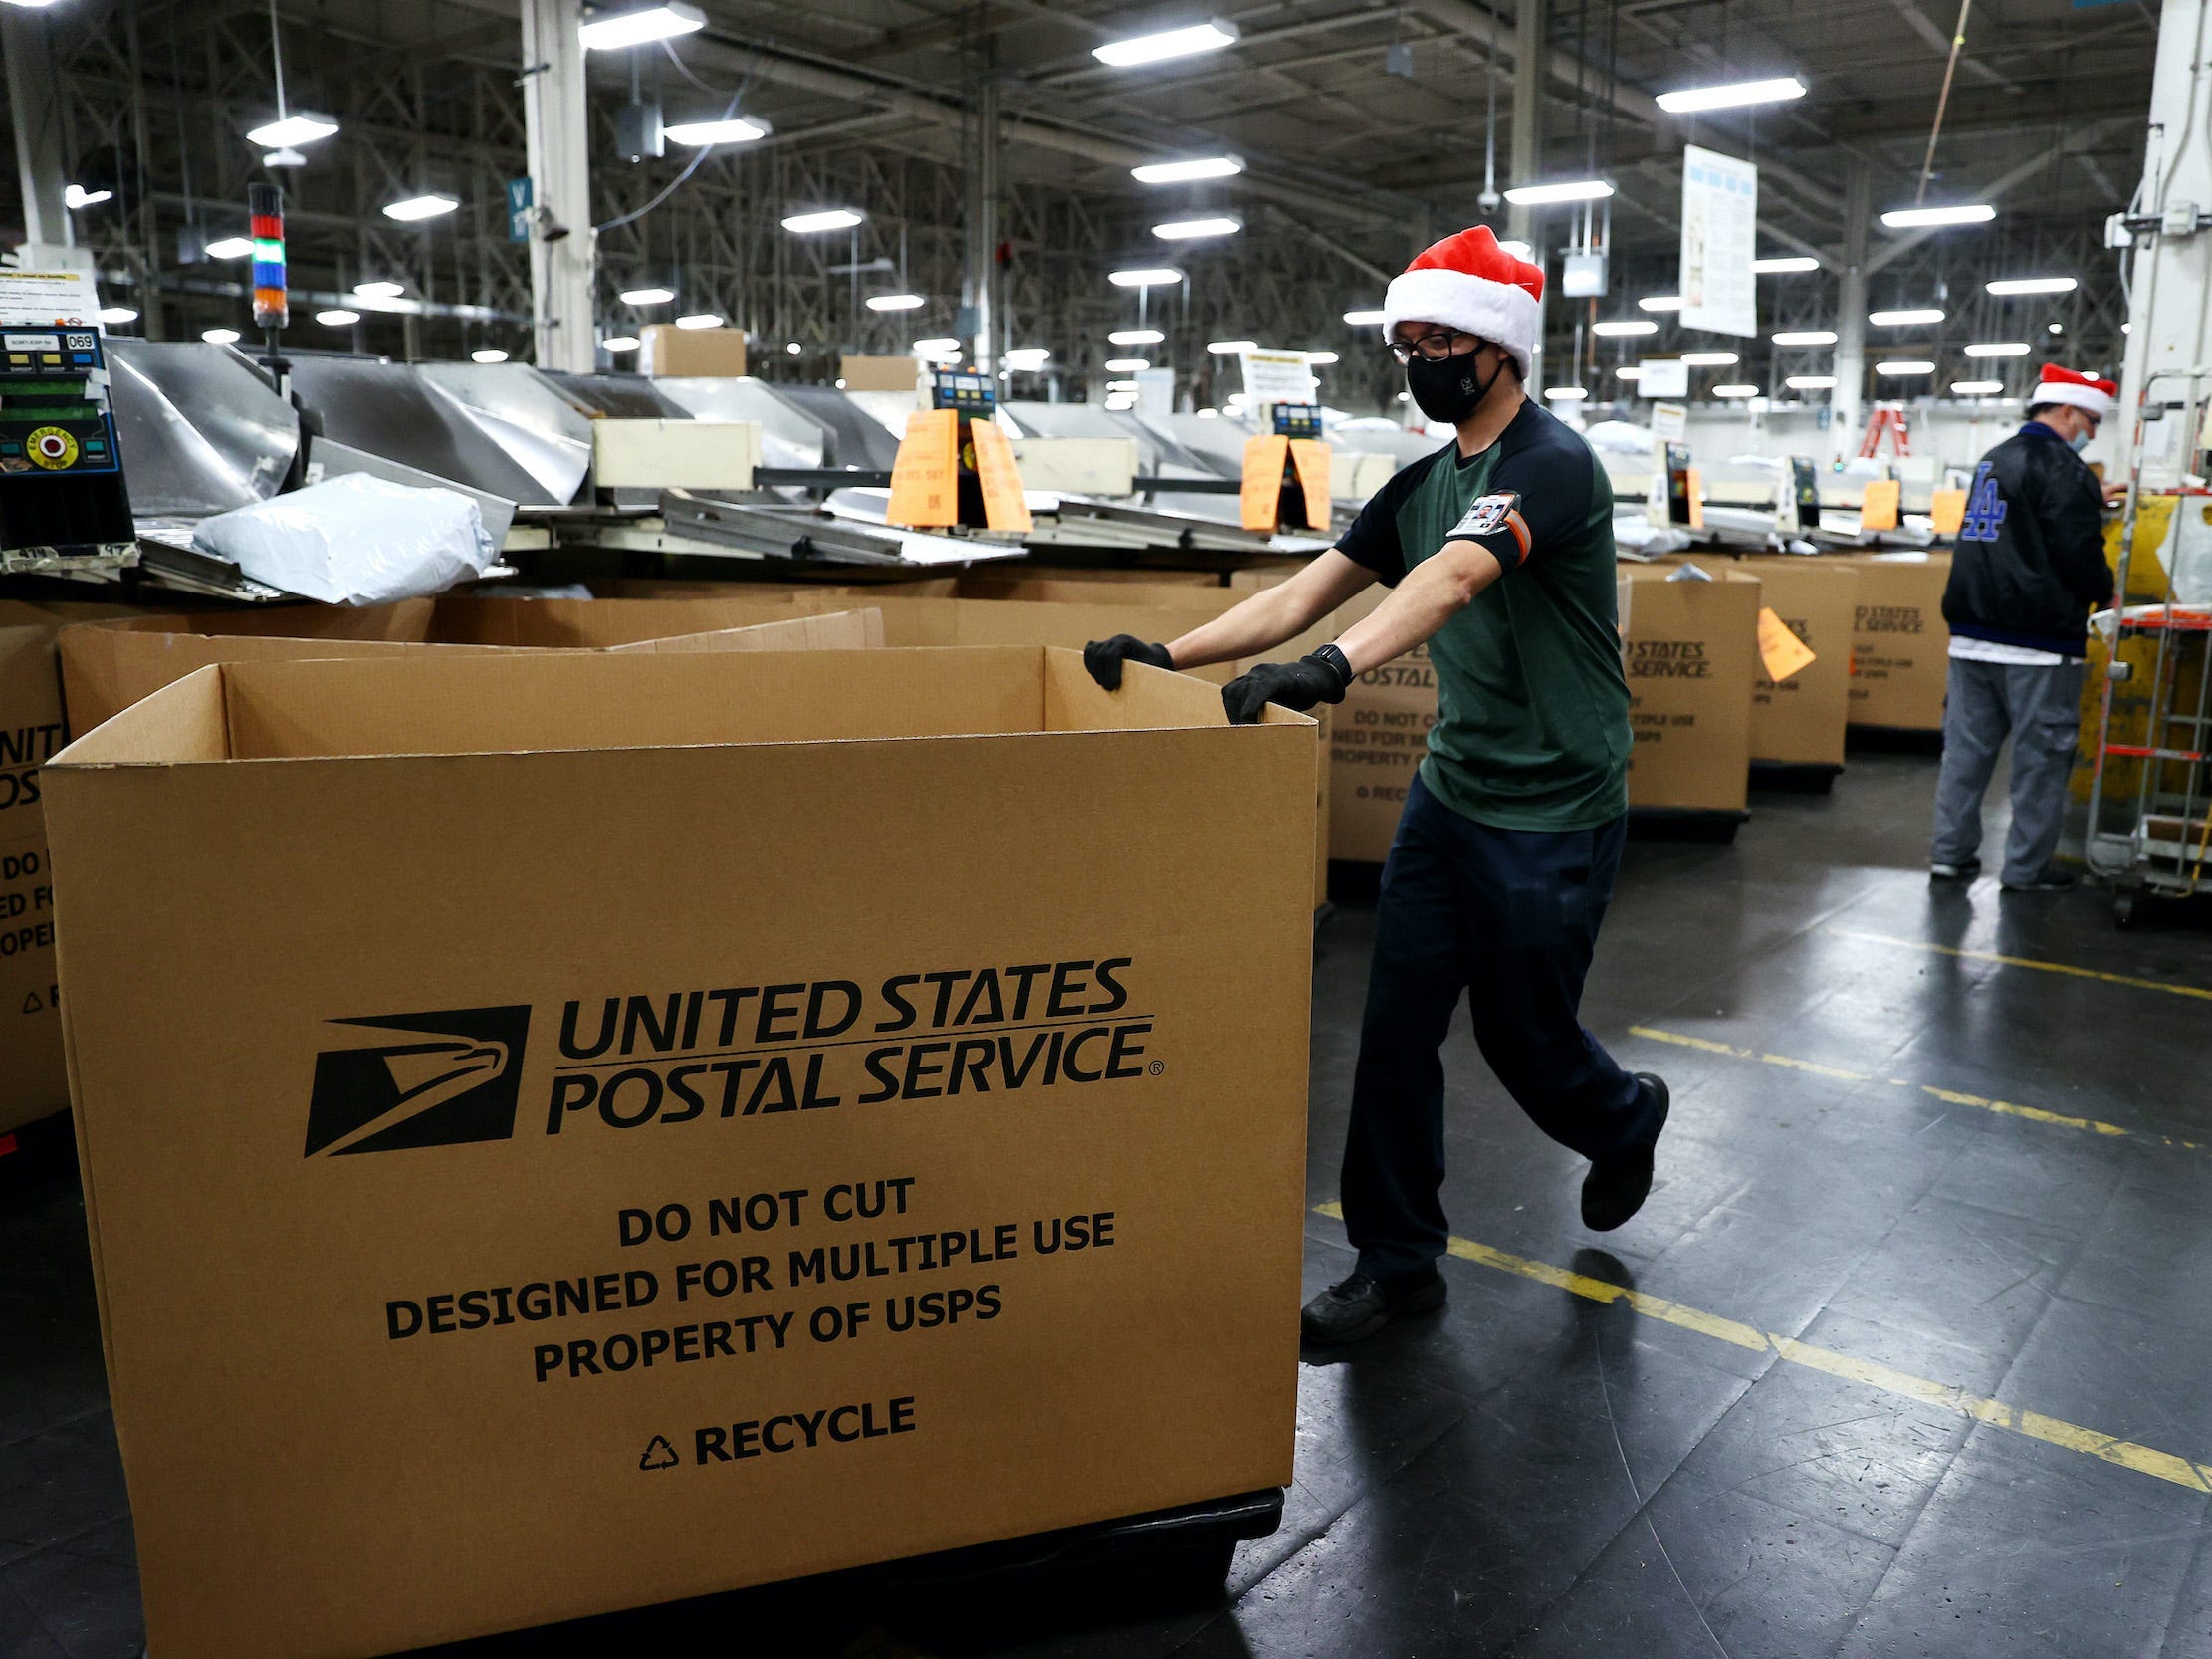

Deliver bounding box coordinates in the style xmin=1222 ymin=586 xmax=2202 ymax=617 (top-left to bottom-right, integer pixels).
xmin=8 ymin=748 xmax=2212 ymax=1658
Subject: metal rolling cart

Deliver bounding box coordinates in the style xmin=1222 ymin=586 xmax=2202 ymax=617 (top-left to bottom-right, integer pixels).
xmin=2085 ymin=368 xmax=2212 ymax=926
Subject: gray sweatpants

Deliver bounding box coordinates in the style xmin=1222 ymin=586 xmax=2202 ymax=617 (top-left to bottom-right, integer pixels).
xmin=1930 ymin=655 xmax=2086 ymax=884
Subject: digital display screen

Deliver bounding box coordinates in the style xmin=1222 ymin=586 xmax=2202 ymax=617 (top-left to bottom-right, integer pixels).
xmin=0 ymin=379 xmax=89 ymax=397
xmin=3 ymin=402 xmax=100 ymax=423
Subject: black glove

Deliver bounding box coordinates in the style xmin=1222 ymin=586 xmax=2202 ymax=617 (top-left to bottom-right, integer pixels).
xmin=1083 ymin=634 xmax=1175 ymax=690
xmin=1222 ymin=647 xmax=1353 ymax=725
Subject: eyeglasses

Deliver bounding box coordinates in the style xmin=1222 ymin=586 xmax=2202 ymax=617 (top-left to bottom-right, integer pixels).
xmin=1387 ymin=330 xmax=1482 ymax=364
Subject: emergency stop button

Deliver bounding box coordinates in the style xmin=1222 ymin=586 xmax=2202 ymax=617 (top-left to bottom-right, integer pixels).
xmin=25 ymin=427 xmax=79 ymax=469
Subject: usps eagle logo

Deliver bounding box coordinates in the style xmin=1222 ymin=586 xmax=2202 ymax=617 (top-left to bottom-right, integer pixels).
xmin=304 ymin=1007 xmax=532 ymax=1157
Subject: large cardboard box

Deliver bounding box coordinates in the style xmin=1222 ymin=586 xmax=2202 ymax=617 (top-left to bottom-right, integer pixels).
xmin=638 ymin=325 xmax=747 ymax=378
xmin=46 ymin=647 xmax=1314 ymax=1659
xmin=61 ymin=600 xmax=880 ymax=735
xmin=839 ymin=355 xmax=924 ymax=394
xmin=1623 ymin=569 xmax=1761 ymax=813
xmin=1737 ymin=559 xmax=1859 ymax=769
xmin=1836 ymin=552 xmax=1953 ymax=731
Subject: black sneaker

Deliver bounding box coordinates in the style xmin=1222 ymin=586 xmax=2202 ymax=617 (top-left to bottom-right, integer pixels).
xmin=1299 ymin=1269 xmax=1446 ymax=1346
xmin=1929 ymin=859 xmax=1981 ymax=880
xmin=2002 ymin=869 xmax=2079 ymax=893
xmin=1582 ymin=1073 xmax=1670 ymax=1232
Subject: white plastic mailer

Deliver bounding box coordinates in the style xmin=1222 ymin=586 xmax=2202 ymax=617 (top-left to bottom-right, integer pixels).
xmin=191 ymin=473 xmax=497 ymax=605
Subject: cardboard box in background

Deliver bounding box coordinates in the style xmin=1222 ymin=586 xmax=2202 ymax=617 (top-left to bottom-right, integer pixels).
xmin=638 ymin=325 xmax=747 ymax=378
xmin=60 ymin=600 xmax=882 ymax=736
xmin=46 ymin=646 xmax=1314 ymax=1659
xmin=1622 ymin=568 xmax=1761 ymax=813
xmin=1737 ymin=559 xmax=1859 ymax=769
xmin=0 ymin=602 xmax=79 ymax=1134
xmin=839 ymin=355 xmax=924 ymax=394
xmin=1836 ymin=552 xmax=1953 ymax=731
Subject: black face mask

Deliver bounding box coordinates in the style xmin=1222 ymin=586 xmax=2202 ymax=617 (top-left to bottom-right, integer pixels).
xmin=1406 ymin=348 xmax=1503 ymax=425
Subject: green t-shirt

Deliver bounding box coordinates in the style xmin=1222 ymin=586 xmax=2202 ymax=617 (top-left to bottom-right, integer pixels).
xmin=1334 ymin=401 xmax=1630 ymax=831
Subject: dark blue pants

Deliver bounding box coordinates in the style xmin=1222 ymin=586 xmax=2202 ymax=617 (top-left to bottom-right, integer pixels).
xmin=1342 ymin=772 xmax=1655 ymax=1285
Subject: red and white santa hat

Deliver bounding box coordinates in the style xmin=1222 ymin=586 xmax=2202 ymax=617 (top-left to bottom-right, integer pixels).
xmin=2034 ymin=364 xmax=2117 ymax=419
xmin=1381 ymin=226 xmax=1545 ymax=379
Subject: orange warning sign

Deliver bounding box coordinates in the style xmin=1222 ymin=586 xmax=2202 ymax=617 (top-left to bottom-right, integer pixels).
xmin=886 ymin=408 xmax=959 ymax=529
xmin=1756 ymin=606 xmax=1818 ymax=684
xmin=969 ymin=419 xmax=1033 ymax=534
xmin=1860 ymin=478 xmax=1901 ymax=533
xmin=1241 ymin=435 xmax=1289 ymax=532
xmin=1928 ymin=488 xmax=1966 ymax=537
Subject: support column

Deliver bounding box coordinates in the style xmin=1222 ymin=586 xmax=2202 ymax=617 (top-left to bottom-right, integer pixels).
xmin=2118 ymin=0 xmax=2212 ymax=487
xmin=521 ymin=0 xmax=596 ymax=372
xmin=4 ymin=7 xmax=73 ymax=260
xmin=964 ymin=75 xmax=1000 ymax=375
xmin=1832 ymin=160 xmax=1872 ymax=460
xmin=1505 ymin=0 xmax=1546 ymax=247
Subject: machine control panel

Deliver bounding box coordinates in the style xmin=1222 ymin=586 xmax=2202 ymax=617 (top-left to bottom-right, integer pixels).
xmin=0 ymin=330 xmax=120 ymax=477
xmin=930 ymin=369 xmax=997 ymax=416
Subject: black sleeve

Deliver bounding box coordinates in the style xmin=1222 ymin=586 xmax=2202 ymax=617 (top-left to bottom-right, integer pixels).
xmin=1485 ymin=430 xmax=1596 ymax=553
xmin=2038 ymin=454 xmax=2113 ymax=608
xmin=1332 ymin=450 xmax=1440 ymax=588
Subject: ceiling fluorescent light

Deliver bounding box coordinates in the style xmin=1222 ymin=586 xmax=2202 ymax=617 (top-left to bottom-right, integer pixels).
xmin=1103 ymin=357 xmax=1151 ymax=371
xmin=1753 ymin=255 xmax=1821 ymax=274
xmin=1207 ymin=339 xmax=1257 ymax=354
xmin=1711 ymin=383 xmax=1760 ymax=398
xmin=1497 ymin=240 xmax=1533 ymax=259
xmin=1593 ymin=320 xmax=1659 ymax=338
xmin=1680 ymin=351 xmax=1739 ymax=365
xmin=1965 ymin=341 xmax=2029 ymax=357
xmin=1771 ymin=329 xmax=1838 ymax=346
xmin=247 ymin=113 xmax=338 ymax=147
xmin=1108 ymin=328 xmax=1165 ymax=345
xmin=1785 ymin=375 xmax=1837 ymax=389
xmin=664 ymin=117 xmax=771 ymax=146
xmin=1153 ymin=216 xmax=1240 ymax=240
xmin=1880 ymin=203 xmax=1994 ymax=228
xmin=1542 ymin=385 xmax=1589 ymax=400
xmin=63 ymin=185 xmax=112 ymax=209
xmin=1502 ymin=179 xmax=1614 ymax=206
xmin=1656 ymin=76 xmax=1806 ymax=115
xmin=1306 ymin=351 xmax=1339 ymax=364
xmin=865 ymin=293 xmax=926 ymax=311
xmin=1343 ymin=308 xmax=1385 ymax=327
xmin=1615 ymin=365 xmax=1644 ymax=380
xmin=1131 ymin=155 xmax=1243 ymax=184
xmin=1092 ymin=20 xmax=1239 ymax=68
xmin=1638 ymin=295 xmax=1684 ymax=312
xmin=1876 ymin=359 xmax=1934 ymax=375
xmin=1951 ymin=380 xmax=2005 ymax=395
xmin=97 ymin=306 xmax=137 ymax=325
xmin=201 ymin=328 xmax=241 ymax=344
xmin=1986 ymin=276 xmax=2077 ymax=296
xmin=382 ymin=193 xmax=459 ymax=221
xmin=1108 ymin=267 xmax=1183 ymax=287
xmin=578 ymin=2 xmax=704 ymax=51
xmin=315 ymin=309 xmax=359 ymax=326
xmin=675 ymin=313 xmax=723 ymax=330
xmin=600 ymin=336 xmax=641 ymax=352
xmin=203 ymin=236 xmax=255 ymax=259
xmin=782 ymin=207 xmax=865 ymax=234
xmin=472 ymin=348 xmax=510 ymax=363
xmin=353 ymin=279 xmax=405 ymax=298
xmin=1869 ymin=308 xmax=1944 ymax=326
xmin=620 ymin=286 xmax=675 ymax=306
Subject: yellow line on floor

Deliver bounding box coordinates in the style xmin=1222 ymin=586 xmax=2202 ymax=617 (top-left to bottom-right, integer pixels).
xmin=1825 ymin=926 xmax=2212 ymax=1003
xmin=1312 ymin=1203 xmax=2212 ymax=1493
xmin=1629 ymin=1026 xmax=2203 ymax=1151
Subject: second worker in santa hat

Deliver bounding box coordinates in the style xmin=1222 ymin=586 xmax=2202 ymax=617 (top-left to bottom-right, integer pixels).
xmin=1080 ymin=225 xmax=1669 ymax=1345
xmin=1929 ymin=363 xmax=2117 ymax=892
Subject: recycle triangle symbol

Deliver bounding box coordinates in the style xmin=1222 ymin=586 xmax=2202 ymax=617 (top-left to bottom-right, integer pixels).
xmin=639 ymin=1434 xmax=678 ymax=1472
xmin=21 ymin=992 xmax=41 ymax=1015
